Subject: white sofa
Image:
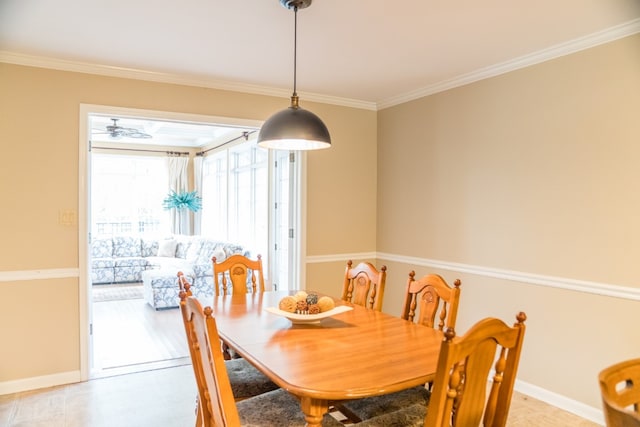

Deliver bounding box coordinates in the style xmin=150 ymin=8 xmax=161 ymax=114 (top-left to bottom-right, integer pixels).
xmin=91 ymin=235 xmax=248 ymax=309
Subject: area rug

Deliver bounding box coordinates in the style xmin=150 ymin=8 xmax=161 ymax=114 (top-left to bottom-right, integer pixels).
xmin=93 ymin=283 xmax=144 ymax=302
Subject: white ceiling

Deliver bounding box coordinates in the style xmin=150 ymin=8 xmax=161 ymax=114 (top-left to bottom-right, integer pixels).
xmin=1 ymin=0 xmax=639 ymax=109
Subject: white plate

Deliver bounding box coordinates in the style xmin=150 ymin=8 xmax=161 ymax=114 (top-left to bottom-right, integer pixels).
xmin=264 ymin=305 xmax=353 ymax=324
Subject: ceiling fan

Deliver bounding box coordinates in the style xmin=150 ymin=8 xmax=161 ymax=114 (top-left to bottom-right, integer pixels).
xmin=93 ymin=118 xmax=152 ymax=139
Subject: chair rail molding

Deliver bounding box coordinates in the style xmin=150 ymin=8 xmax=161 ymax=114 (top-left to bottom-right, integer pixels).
xmin=306 ymin=252 xmax=640 ymax=302
xmin=305 ymin=252 xmax=377 ymax=264
xmin=0 ymin=268 xmax=79 ymax=282
xmin=376 ymin=252 xmax=640 ymax=302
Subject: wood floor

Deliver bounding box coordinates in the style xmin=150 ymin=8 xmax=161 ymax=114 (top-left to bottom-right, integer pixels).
xmin=92 ymin=288 xmax=189 ymax=377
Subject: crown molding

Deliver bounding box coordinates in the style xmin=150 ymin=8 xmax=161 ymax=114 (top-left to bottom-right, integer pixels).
xmin=0 ymin=51 xmax=377 ymax=111
xmin=377 ymin=18 xmax=640 ymax=110
xmin=1 ymin=18 xmax=638 ymax=113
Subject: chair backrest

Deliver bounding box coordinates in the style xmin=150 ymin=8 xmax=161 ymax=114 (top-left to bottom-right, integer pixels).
xmin=177 ymin=270 xmax=191 ymax=295
xmin=179 ymin=290 xmax=241 ymax=427
xmin=213 ymin=254 xmax=265 ymax=297
xmin=425 ymin=312 xmax=527 ymax=427
xmin=177 ymin=271 xmax=208 ymax=421
xmin=599 ymin=358 xmax=640 ymax=427
xmin=341 ymin=260 xmax=387 ymax=311
xmin=400 ymin=271 xmax=461 ymax=331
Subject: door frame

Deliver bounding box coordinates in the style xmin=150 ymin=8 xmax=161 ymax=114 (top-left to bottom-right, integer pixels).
xmin=78 ymin=104 xmax=306 ymax=380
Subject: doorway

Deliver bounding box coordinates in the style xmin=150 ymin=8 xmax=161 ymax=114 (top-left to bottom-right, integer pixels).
xmin=79 ymin=105 xmax=304 ymax=380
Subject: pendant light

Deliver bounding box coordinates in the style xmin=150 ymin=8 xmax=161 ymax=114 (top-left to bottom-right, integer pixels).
xmin=257 ymin=0 xmax=331 ymax=151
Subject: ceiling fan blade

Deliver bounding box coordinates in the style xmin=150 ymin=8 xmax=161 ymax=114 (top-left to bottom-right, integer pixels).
xmin=92 ymin=120 xmax=152 ymax=139
xmin=126 ymin=131 xmax=153 ymax=139
xmin=117 ymin=126 xmax=152 ymax=138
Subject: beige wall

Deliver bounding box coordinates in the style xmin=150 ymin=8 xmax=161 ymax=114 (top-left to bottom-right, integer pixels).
xmin=0 ymin=63 xmax=377 ymax=383
xmin=376 ymin=33 xmax=640 ymax=411
xmin=1 ymin=279 xmax=79 ymax=379
xmin=306 ymin=106 xmax=378 ymax=256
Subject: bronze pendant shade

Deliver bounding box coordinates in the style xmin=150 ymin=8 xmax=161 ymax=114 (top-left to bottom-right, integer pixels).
xmin=257 ymin=0 xmax=331 ymax=151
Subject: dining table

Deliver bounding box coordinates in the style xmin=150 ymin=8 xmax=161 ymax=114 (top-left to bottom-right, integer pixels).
xmin=208 ymin=290 xmax=444 ymax=427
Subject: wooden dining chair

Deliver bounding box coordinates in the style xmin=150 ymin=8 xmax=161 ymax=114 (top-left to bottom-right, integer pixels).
xmin=598 ymin=358 xmax=640 ymax=427
xmin=425 ymin=312 xmax=527 ymax=427
xmin=351 ymin=312 xmax=528 ymax=427
xmin=401 ymin=271 xmax=461 ymax=331
xmin=212 ymin=254 xmax=265 ymax=359
xmin=177 ymin=272 xmax=278 ymax=402
xmin=341 ymin=260 xmax=387 ymax=311
xmin=213 ymin=254 xmax=265 ymax=297
xmin=180 ymin=292 xmax=348 ymax=427
xmin=339 ymin=272 xmax=462 ymax=421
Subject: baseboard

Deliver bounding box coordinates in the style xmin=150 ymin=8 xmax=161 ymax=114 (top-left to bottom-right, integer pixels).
xmin=515 ymin=379 xmax=605 ymax=426
xmin=0 ymin=370 xmax=81 ymax=396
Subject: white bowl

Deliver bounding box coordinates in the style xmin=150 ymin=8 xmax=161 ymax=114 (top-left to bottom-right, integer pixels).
xmin=264 ymin=305 xmax=353 ymax=324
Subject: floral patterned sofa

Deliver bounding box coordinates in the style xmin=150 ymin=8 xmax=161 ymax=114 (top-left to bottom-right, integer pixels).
xmin=91 ymin=235 xmax=248 ymax=309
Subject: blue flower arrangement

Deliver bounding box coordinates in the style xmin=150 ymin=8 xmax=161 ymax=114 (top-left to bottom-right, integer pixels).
xmin=163 ymin=190 xmax=202 ymax=212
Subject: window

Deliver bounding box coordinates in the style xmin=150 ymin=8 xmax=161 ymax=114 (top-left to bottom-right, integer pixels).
xmin=91 ymin=154 xmax=170 ymax=237
xmin=273 ymin=150 xmax=294 ymax=290
xmin=201 ymin=143 xmax=269 ymax=277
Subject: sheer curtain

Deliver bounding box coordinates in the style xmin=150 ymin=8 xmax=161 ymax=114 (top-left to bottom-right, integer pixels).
xmin=193 ymin=155 xmax=203 ymax=235
xmin=167 ymin=155 xmax=190 ymax=235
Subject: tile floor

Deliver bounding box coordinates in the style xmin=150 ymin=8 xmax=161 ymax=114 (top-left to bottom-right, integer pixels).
xmin=0 ymin=365 xmax=602 ymax=427
xmin=0 ymin=366 xmax=196 ymax=427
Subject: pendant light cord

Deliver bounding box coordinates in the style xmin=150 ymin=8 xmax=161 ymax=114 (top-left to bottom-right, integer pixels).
xmin=293 ymin=6 xmax=298 ymax=97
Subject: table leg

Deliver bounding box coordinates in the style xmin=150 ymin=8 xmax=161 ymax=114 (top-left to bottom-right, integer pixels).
xmin=299 ymin=397 xmax=329 ymax=427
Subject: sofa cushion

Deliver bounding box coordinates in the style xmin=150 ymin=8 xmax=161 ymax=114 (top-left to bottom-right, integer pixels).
xmin=221 ymin=243 xmax=247 ymax=258
xmin=185 ymin=238 xmax=203 ymax=262
xmin=141 ymin=238 xmax=159 ymax=257
xmin=113 ymin=236 xmax=142 ymax=257
xmin=192 ymin=263 xmax=212 ymax=277
xmin=91 ymin=238 xmax=113 ymax=258
xmin=157 ymin=238 xmax=177 ymax=257
xmin=197 ymin=240 xmax=225 ymax=264
xmin=175 ymin=237 xmax=191 ymax=259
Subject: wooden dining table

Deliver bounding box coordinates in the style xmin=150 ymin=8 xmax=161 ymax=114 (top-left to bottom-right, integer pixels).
xmin=208 ymin=290 xmax=444 ymax=427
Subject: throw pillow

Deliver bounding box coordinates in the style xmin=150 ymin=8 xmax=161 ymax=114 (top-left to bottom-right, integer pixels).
xmin=210 ymin=248 xmax=226 ymax=264
xmin=186 ymin=238 xmax=204 ymax=262
xmin=157 ymin=239 xmax=177 ymax=257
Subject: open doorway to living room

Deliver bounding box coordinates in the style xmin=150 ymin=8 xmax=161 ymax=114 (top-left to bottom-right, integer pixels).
xmin=82 ymin=106 xmax=303 ymax=379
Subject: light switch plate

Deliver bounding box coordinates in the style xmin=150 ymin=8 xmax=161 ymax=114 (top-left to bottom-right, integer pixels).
xmin=59 ymin=209 xmax=77 ymax=226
